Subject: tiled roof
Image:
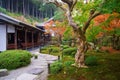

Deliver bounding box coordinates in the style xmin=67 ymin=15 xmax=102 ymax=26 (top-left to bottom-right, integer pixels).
xmin=0 ymin=13 xmax=44 ymax=32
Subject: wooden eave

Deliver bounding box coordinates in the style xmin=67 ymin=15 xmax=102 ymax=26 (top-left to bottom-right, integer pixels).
xmin=0 ymin=13 xmax=44 ymax=32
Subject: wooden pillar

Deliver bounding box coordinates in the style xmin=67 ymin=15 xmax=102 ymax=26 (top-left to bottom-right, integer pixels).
xmin=6 ymin=24 xmax=8 ymax=50
xmin=38 ymin=32 xmax=40 ymax=46
xmin=25 ymin=30 xmax=27 ymax=49
xmin=40 ymin=32 xmax=42 ymax=46
xmin=32 ymin=31 xmax=34 ymax=49
xmin=44 ymin=34 xmax=45 ymax=45
xmin=15 ymin=28 xmax=17 ymax=49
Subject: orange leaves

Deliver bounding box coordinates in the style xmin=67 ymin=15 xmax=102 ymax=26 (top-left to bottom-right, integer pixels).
xmin=94 ymin=14 xmax=110 ymax=26
xmin=95 ymin=32 xmax=104 ymax=38
xmin=94 ymin=13 xmax=120 ymax=39
xmin=94 ymin=13 xmax=120 ymax=31
xmin=44 ymin=20 xmax=66 ymax=36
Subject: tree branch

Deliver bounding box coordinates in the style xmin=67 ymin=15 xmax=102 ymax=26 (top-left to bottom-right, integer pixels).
xmin=46 ymin=0 xmax=83 ymax=37
xmin=61 ymin=0 xmax=77 ymax=11
xmin=46 ymin=0 xmax=66 ymax=11
xmin=82 ymin=12 xmax=101 ymax=34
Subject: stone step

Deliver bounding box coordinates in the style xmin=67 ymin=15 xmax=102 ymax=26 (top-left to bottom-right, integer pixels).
xmin=15 ymin=73 xmax=37 ymax=80
xmin=27 ymin=68 xmax=44 ymax=75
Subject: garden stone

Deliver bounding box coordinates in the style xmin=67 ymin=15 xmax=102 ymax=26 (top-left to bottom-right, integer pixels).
xmin=16 ymin=73 xmax=37 ymax=80
xmin=0 ymin=69 xmax=9 ymax=77
xmin=28 ymin=68 xmax=44 ymax=75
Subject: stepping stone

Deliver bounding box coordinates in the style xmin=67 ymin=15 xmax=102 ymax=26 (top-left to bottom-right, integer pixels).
xmin=16 ymin=73 xmax=37 ymax=80
xmin=33 ymin=66 xmax=45 ymax=69
xmin=0 ymin=69 xmax=9 ymax=77
xmin=28 ymin=68 xmax=44 ymax=75
xmin=48 ymin=61 xmax=57 ymax=64
xmin=46 ymin=57 xmax=58 ymax=61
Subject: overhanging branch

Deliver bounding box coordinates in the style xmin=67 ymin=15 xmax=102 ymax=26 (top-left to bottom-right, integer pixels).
xmin=61 ymin=0 xmax=77 ymax=11
xmin=82 ymin=12 xmax=101 ymax=34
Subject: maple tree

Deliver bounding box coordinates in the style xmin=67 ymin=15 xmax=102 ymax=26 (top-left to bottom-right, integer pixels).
xmin=44 ymin=20 xmax=66 ymax=45
xmin=45 ymin=0 xmax=120 ymax=67
xmin=93 ymin=13 xmax=120 ymax=49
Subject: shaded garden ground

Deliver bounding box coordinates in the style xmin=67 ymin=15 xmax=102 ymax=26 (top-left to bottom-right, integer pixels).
xmin=40 ymin=45 xmax=120 ymax=80
xmin=101 ymin=46 xmax=120 ymax=54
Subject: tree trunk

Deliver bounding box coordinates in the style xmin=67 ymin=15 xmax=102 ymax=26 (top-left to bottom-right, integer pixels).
xmin=27 ymin=0 xmax=30 ymax=16
xmin=16 ymin=0 xmax=18 ymax=13
xmin=32 ymin=6 xmax=35 ymax=17
xmin=7 ymin=0 xmax=10 ymax=11
xmin=23 ymin=0 xmax=25 ymax=15
xmin=74 ymin=31 xmax=88 ymax=67
xmin=11 ymin=0 xmax=13 ymax=12
xmin=48 ymin=0 xmax=100 ymax=68
xmin=0 ymin=0 xmax=2 ymax=7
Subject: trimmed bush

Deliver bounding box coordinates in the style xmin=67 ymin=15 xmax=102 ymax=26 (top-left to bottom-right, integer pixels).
xmin=85 ymin=56 xmax=98 ymax=66
xmin=51 ymin=47 xmax=60 ymax=53
xmin=64 ymin=61 xmax=74 ymax=67
xmin=50 ymin=61 xmax=63 ymax=74
xmin=0 ymin=50 xmax=31 ymax=70
xmin=62 ymin=45 xmax=69 ymax=49
xmin=63 ymin=47 xmax=77 ymax=56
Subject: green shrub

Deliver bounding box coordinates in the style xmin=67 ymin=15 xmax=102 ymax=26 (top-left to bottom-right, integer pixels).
xmin=63 ymin=47 xmax=77 ymax=56
xmin=40 ymin=46 xmax=48 ymax=51
xmin=62 ymin=45 xmax=69 ymax=49
xmin=50 ymin=61 xmax=63 ymax=74
xmin=40 ymin=45 xmax=60 ymax=55
xmin=0 ymin=50 xmax=31 ymax=70
xmin=85 ymin=56 xmax=98 ymax=66
xmin=64 ymin=61 xmax=74 ymax=67
xmin=51 ymin=47 xmax=60 ymax=53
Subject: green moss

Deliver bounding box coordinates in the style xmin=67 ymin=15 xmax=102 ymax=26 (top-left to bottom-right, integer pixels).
xmin=50 ymin=61 xmax=63 ymax=74
xmin=48 ymin=52 xmax=120 ymax=80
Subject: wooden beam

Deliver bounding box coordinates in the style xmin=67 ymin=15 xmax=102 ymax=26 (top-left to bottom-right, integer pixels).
xmin=6 ymin=24 xmax=8 ymax=50
xmin=15 ymin=27 xmax=17 ymax=49
xmin=32 ymin=31 xmax=34 ymax=49
xmin=38 ymin=32 xmax=40 ymax=45
xmin=25 ymin=29 xmax=27 ymax=49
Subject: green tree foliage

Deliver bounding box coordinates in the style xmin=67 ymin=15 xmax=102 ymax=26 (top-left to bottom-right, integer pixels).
xmin=63 ymin=26 xmax=74 ymax=41
xmin=100 ymin=0 xmax=120 ymax=13
xmin=73 ymin=1 xmax=100 ymax=28
xmin=86 ymin=25 xmax=104 ymax=42
xmin=73 ymin=0 xmax=120 ymax=42
xmin=54 ymin=8 xmax=65 ymax=21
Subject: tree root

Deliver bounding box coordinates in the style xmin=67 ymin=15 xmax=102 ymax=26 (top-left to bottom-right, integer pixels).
xmin=71 ymin=63 xmax=88 ymax=68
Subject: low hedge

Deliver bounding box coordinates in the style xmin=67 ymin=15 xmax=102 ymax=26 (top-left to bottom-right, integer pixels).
xmin=85 ymin=56 xmax=98 ymax=66
xmin=62 ymin=45 xmax=70 ymax=49
xmin=0 ymin=50 xmax=32 ymax=70
xmin=50 ymin=61 xmax=63 ymax=74
xmin=63 ymin=47 xmax=77 ymax=56
xmin=40 ymin=45 xmax=60 ymax=54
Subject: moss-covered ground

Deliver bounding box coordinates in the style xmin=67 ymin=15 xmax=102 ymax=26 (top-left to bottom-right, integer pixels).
xmin=41 ymin=45 xmax=120 ymax=80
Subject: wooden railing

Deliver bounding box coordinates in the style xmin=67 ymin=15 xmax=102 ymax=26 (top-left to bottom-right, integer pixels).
xmin=8 ymin=42 xmax=41 ymax=50
xmin=7 ymin=44 xmax=16 ymax=49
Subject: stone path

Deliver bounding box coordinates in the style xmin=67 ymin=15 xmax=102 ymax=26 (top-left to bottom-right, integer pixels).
xmin=0 ymin=48 xmax=58 ymax=80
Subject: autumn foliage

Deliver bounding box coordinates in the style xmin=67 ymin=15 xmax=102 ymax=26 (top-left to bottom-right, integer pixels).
xmin=94 ymin=13 xmax=120 ymax=38
xmin=44 ymin=20 xmax=66 ymax=37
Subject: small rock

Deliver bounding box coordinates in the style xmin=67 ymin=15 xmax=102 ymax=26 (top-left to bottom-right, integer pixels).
xmin=0 ymin=69 xmax=9 ymax=77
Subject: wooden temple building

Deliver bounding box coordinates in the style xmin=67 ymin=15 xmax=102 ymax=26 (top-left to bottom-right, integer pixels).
xmin=0 ymin=13 xmax=50 ymax=52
